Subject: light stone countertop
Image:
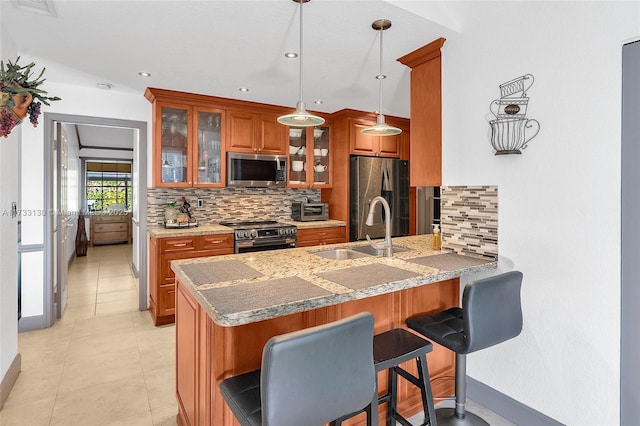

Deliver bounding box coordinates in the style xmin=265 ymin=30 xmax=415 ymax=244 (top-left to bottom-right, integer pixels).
xmin=171 ymin=234 xmax=497 ymax=327
xmin=147 ymin=224 xmax=233 ymax=238
xmin=147 ymin=220 xmax=346 ymax=237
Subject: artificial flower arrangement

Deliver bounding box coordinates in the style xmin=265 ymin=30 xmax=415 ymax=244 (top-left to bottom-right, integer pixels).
xmin=0 ymin=57 xmax=61 ymax=137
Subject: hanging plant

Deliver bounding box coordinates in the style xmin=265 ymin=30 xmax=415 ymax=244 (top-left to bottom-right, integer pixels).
xmin=0 ymin=57 xmax=61 ymax=137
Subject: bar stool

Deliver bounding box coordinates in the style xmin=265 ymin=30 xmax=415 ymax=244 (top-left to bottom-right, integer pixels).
xmin=406 ymin=271 xmax=523 ymax=426
xmin=219 ymin=312 xmax=378 ymax=426
xmin=333 ymin=328 xmax=438 ymax=426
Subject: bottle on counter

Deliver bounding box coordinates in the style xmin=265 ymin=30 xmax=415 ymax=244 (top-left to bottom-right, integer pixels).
xmin=432 ymin=224 xmax=442 ymax=250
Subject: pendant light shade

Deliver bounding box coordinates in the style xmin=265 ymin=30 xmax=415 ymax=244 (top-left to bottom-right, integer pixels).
xmin=361 ymin=19 xmax=402 ymax=136
xmin=277 ymin=0 xmax=325 ymax=127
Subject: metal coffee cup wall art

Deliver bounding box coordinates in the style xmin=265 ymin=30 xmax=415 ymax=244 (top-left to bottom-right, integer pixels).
xmin=488 ymin=74 xmax=540 ymax=155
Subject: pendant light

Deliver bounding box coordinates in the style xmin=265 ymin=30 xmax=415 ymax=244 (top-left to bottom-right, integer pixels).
xmin=361 ymin=19 xmax=402 ymax=136
xmin=277 ymin=0 xmax=325 ymax=127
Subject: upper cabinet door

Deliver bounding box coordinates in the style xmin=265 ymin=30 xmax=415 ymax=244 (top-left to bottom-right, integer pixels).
xmin=193 ymin=108 xmax=225 ymax=187
xmin=226 ymin=110 xmax=256 ymax=153
xmin=157 ymin=104 xmax=192 ymax=187
xmin=350 ymin=119 xmax=400 ymax=158
xmin=226 ymin=110 xmax=287 ymax=155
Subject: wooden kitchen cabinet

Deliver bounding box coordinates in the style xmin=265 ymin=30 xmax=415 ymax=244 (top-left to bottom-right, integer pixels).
xmin=287 ymin=122 xmax=332 ymax=189
xmin=397 ymin=38 xmax=446 ymax=186
xmin=226 ymin=109 xmax=287 ymax=155
xmin=296 ymin=225 xmax=347 ymax=247
xmin=149 ymin=233 xmax=233 ymax=325
xmin=145 ymin=88 xmax=225 ymax=188
xmin=90 ymin=212 xmax=131 ymax=246
xmin=351 ymin=118 xmax=403 ymax=158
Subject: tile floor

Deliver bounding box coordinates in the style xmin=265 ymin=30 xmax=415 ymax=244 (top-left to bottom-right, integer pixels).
xmin=0 ymin=243 xmax=178 ymax=426
xmin=0 ymin=243 xmax=513 ymax=426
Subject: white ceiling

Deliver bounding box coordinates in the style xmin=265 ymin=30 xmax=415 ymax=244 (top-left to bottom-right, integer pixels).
xmin=1 ymin=0 xmax=454 ymax=120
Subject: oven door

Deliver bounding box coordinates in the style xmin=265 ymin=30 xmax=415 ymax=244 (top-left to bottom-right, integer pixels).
xmin=235 ymin=238 xmax=296 ymax=254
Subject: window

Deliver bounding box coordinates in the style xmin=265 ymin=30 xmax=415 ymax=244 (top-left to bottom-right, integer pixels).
xmin=86 ymin=161 xmax=132 ymax=212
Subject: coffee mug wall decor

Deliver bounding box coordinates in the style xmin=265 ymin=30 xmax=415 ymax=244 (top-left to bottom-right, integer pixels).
xmin=488 ymin=73 xmax=540 ymax=155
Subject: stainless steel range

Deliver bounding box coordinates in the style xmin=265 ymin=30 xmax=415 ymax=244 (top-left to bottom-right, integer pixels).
xmin=220 ymin=220 xmax=297 ymax=253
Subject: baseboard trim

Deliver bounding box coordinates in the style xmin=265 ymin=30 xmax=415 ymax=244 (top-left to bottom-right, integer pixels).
xmin=0 ymin=353 xmax=21 ymax=410
xmin=467 ymin=376 xmax=565 ymax=426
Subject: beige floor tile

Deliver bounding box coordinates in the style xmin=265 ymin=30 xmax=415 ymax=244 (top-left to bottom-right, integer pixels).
xmin=132 ymin=310 xmax=155 ymax=331
xmin=70 ymin=311 xmax=134 ymax=339
xmin=143 ymin=365 xmax=176 ymax=410
xmin=150 ymin=404 xmax=178 ymax=425
xmin=97 ymin=288 xmax=138 ymax=304
xmin=19 ymin=333 xmax=70 ymax=371
xmin=0 ymin=397 xmax=55 ymax=426
xmin=66 ymin=292 xmax=97 ymax=307
xmin=50 ymin=376 xmax=152 ymax=426
xmin=57 ymin=304 xmax=96 ymax=323
xmin=66 ymin=280 xmax=98 ymax=295
xmin=98 ymin=275 xmax=137 ymax=293
xmin=2 ymin=366 xmax=62 ymax=408
xmin=99 ymin=263 xmax=133 ymax=279
xmin=66 ymin=330 xmax=138 ymax=364
xmin=139 ymin=346 xmax=175 ymax=376
xmin=96 ymin=299 xmax=141 ymax=317
xmin=58 ymin=349 xmax=144 ymax=394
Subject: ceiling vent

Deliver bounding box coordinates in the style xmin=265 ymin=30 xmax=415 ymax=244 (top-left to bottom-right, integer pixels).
xmin=13 ymin=0 xmax=56 ymax=17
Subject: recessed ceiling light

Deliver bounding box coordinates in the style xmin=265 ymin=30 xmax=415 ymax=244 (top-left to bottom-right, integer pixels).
xmin=238 ymin=87 xmax=249 ymax=92
xmin=314 ymin=100 xmax=323 ymax=105
xmin=285 ymin=52 xmax=298 ymax=58
xmin=138 ymin=72 xmax=151 ymax=77
xmin=96 ymin=82 xmax=112 ymax=90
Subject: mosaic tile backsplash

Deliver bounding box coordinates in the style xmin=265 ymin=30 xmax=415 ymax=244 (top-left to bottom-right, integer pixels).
xmin=147 ymin=187 xmax=321 ymax=226
xmin=441 ymin=185 xmax=498 ymax=260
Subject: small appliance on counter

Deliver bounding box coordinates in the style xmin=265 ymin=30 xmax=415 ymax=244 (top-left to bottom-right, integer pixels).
xmin=163 ymin=199 xmax=199 ymax=229
xmin=291 ymin=202 xmax=329 ymax=221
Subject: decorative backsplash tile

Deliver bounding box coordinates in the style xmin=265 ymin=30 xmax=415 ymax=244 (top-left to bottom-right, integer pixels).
xmin=441 ymin=186 xmax=498 ymax=260
xmin=147 ymin=187 xmax=320 ymax=226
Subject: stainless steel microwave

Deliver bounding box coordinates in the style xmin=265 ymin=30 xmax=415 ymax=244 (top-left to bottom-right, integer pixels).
xmin=227 ymin=153 xmax=287 ymax=187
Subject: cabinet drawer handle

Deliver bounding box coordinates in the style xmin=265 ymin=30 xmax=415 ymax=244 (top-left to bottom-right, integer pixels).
xmin=208 ymin=239 xmax=224 ymax=244
xmin=173 ymin=243 xmax=188 ymax=247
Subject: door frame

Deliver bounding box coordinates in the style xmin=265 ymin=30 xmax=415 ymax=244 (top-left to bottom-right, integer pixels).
xmin=43 ymin=113 xmax=148 ymax=326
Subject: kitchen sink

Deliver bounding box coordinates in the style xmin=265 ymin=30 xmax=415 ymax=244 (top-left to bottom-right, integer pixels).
xmin=312 ymin=249 xmax=371 ymax=260
xmin=350 ymin=245 xmax=412 ymax=256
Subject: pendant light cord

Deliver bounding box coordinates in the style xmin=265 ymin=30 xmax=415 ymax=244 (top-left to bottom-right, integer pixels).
xmin=298 ymin=0 xmax=304 ymax=104
xmin=378 ymin=27 xmax=384 ymax=117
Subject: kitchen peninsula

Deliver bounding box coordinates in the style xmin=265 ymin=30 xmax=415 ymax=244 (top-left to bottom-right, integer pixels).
xmin=171 ymin=234 xmax=496 ymax=426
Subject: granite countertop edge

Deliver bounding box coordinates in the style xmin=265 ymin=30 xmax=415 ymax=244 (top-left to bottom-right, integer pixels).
xmin=172 ymin=235 xmax=497 ymax=327
xmin=147 ymin=220 xmax=346 ymax=237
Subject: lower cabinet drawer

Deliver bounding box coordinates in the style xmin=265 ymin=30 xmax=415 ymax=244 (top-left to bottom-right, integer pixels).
xmin=95 ymin=223 xmax=127 ymax=233
xmin=94 ymin=231 xmax=128 ymax=242
xmin=158 ymin=284 xmax=176 ymax=317
xmin=198 ymin=234 xmax=233 ymax=251
xmin=160 ymin=237 xmax=197 ymax=253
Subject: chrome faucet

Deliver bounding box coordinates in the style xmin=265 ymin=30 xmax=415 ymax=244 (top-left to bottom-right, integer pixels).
xmin=365 ymin=196 xmax=393 ymax=257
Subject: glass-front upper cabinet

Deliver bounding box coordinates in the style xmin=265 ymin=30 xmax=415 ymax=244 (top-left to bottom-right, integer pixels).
xmin=153 ymin=100 xmax=225 ymax=188
xmin=160 ymin=106 xmax=189 ymax=185
xmin=287 ymin=124 xmax=331 ymax=188
xmin=194 ymin=108 xmax=224 ymax=186
xmin=311 ymin=126 xmax=330 ymax=187
xmin=288 ymin=127 xmax=308 ymax=186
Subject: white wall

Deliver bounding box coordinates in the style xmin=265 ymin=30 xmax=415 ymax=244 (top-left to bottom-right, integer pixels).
xmin=435 ymin=2 xmax=638 ymax=424
xmin=0 ymin=4 xmax=20 ymax=383
xmin=19 ymin=78 xmax=151 ymax=319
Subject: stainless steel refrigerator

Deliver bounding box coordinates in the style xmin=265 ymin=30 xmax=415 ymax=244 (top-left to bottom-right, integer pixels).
xmin=350 ymin=156 xmax=409 ymax=241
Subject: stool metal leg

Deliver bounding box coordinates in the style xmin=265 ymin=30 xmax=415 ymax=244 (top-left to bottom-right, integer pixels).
xmin=416 ymin=355 xmax=438 ymax=426
xmin=435 ymin=353 xmax=489 ymax=426
xmin=387 ymin=367 xmax=397 ymax=426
